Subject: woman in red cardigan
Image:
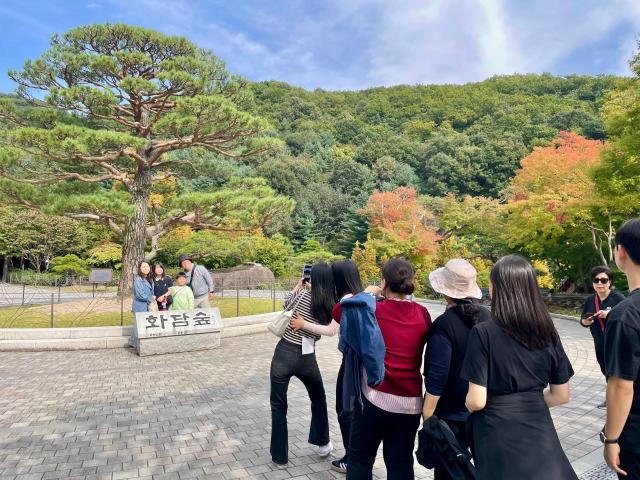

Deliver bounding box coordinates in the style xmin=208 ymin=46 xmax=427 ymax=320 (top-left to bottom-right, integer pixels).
xmin=347 ymin=258 xmax=432 ymax=480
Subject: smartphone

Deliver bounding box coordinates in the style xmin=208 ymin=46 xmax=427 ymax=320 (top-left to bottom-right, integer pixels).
xmin=302 ymin=264 xmax=312 ymax=283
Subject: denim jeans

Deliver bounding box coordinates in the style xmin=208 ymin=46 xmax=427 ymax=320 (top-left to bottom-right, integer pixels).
xmin=270 ymin=339 xmax=330 ymax=464
xmin=346 ymin=397 xmax=421 ymax=480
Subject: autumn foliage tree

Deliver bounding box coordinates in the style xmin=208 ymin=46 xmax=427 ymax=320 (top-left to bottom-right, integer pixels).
xmin=0 ymin=24 xmax=290 ymax=292
xmin=358 ymin=187 xmax=440 ymax=282
xmin=503 ymin=131 xmax=605 ymax=284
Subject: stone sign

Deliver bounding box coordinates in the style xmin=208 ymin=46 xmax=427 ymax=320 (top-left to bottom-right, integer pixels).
xmin=132 ymin=308 xmax=223 ymax=356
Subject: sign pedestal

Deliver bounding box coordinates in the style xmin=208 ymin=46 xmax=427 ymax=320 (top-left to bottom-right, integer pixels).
xmin=132 ymin=308 xmax=223 ymax=356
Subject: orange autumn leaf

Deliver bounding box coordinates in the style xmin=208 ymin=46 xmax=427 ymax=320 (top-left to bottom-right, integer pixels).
xmin=362 ymin=187 xmax=440 ymax=256
xmin=509 ymin=131 xmax=604 ymax=201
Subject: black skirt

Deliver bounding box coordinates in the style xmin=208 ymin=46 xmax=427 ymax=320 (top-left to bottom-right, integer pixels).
xmin=470 ymin=391 xmax=577 ymax=480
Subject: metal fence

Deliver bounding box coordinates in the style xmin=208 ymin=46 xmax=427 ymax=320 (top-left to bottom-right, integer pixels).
xmin=0 ymin=279 xmax=300 ymax=329
xmin=0 ymin=275 xmax=592 ymax=329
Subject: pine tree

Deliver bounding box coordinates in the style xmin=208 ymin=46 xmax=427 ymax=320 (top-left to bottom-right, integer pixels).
xmin=0 ymin=24 xmax=286 ymax=292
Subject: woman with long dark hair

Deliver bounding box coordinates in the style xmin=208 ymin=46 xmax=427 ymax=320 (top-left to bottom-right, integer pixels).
xmin=270 ymin=262 xmax=336 ymax=468
xmin=152 ymin=262 xmax=173 ymax=311
xmin=291 ymin=259 xmax=365 ymax=473
xmin=347 ymin=258 xmax=431 ymax=480
xmin=422 ymin=259 xmax=491 ymax=480
xmin=461 ymin=255 xmax=577 ymax=480
xmin=132 ymin=261 xmax=154 ymax=313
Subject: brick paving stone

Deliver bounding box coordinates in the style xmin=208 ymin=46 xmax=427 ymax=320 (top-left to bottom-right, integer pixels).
xmin=579 ymin=463 xmax=617 ymax=480
xmin=0 ymin=303 xmax=618 ymax=479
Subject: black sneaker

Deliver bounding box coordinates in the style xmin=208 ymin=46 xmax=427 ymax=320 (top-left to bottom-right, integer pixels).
xmin=331 ymin=456 xmax=347 ymax=473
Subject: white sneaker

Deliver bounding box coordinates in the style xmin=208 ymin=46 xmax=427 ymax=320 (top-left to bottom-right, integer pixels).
xmin=317 ymin=441 xmax=333 ymax=457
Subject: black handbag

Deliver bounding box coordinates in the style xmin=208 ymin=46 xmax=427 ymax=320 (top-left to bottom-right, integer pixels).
xmin=416 ymin=415 xmax=478 ymax=480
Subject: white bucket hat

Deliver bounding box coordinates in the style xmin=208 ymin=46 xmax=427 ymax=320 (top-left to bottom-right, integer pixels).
xmin=429 ymin=259 xmax=482 ymax=300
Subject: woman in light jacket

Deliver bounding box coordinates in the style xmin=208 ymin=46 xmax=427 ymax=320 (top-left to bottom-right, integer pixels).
xmin=132 ymin=261 xmax=154 ymax=313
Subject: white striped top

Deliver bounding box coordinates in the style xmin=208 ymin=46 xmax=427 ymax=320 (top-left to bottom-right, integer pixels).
xmin=282 ymin=289 xmax=322 ymax=346
xmin=362 ymin=370 xmax=424 ymax=415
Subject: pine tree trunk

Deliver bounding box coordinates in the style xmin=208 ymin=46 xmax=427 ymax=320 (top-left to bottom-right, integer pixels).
xmin=118 ymin=166 xmax=152 ymax=294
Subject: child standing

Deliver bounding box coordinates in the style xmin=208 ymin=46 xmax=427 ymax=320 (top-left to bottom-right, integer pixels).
xmin=169 ymin=272 xmax=195 ymax=310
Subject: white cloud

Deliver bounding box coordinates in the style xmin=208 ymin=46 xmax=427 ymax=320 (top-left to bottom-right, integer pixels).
xmin=34 ymin=0 xmax=640 ymax=90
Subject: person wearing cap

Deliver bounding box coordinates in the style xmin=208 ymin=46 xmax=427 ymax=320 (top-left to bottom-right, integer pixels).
xmin=178 ymin=254 xmax=214 ymax=308
xmin=422 ymin=259 xmax=490 ymax=480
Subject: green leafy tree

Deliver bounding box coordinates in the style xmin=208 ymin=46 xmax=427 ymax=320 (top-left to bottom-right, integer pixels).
xmin=49 ymin=254 xmax=90 ymax=277
xmin=87 ymin=242 xmax=123 ymax=270
xmin=590 ymin=49 xmax=640 ymax=256
xmin=0 ymin=24 xmax=278 ymax=292
xmin=251 ymin=234 xmax=293 ymax=277
xmin=286 ymin=239 xmax=342 ymax=277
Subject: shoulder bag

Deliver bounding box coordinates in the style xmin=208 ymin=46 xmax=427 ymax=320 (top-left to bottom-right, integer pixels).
xmin=267 ymin=290 xmax=307 ymax=337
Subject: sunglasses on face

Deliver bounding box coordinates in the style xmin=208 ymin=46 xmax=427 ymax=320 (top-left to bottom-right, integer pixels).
xmin=593 ymin=277 xmax=610 ymax=284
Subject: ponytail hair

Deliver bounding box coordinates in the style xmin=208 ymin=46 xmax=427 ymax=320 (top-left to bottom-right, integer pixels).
xmin=382 ymin=258 xmax=415 ymax=295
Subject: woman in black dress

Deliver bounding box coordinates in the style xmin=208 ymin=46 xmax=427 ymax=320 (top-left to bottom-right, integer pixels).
xmin=461 ymin=255 xmax=577 ymax=480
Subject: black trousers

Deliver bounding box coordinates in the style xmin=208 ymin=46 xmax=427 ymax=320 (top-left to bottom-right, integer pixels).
xmin=336 ymin=355 xmax=352 ymax=460
xmin=434 ymin=419 xmax=469 ymax=480
xmin=347 ymin=397 xmax=421 ymax=480
xmin=270 ymin=339 xmax=330 ymax=464
xmin=619 ymin=449 xmax=640 ymax=480
xmin=594 ymin=343 xmax=606 ymax=377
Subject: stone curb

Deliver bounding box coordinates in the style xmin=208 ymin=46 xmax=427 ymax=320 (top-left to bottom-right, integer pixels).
xmin=0 ymin=311 xmax=280 ymax=351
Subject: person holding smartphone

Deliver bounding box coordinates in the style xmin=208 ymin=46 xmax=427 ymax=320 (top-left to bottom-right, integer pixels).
xmin=580 ymin=266 xmax=624 ymax=407
xmin=269 ymin=263 xmax=336 ymax=468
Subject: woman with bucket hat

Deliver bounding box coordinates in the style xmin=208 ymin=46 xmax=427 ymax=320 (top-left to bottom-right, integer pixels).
xmin=422 ymin=259 xmax=490 ymax=480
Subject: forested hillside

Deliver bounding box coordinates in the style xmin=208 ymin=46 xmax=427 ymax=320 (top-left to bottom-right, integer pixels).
xmin=244 ymin=75 xmax=619 ymax=253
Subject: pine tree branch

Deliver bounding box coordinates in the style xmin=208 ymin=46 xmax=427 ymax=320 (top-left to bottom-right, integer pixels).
xmin=0 ymin=168 xmax=117 ymax=185
xmin=65 ymin=213 xmax=124 ymax=236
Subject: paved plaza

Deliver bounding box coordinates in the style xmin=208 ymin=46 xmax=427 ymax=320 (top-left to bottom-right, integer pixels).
xmin=0 ymin=303 xmax=617 ymax=479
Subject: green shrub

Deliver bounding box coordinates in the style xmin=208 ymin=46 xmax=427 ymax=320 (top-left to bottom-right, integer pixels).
xmin=49 ymin=255 xmax=90 ymax=277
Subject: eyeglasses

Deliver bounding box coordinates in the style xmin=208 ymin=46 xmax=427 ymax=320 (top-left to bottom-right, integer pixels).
xmin=593 ymin=278 xmax=610 ymax=284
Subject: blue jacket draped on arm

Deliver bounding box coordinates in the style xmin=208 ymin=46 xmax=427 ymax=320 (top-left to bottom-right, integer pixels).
xmin=338 ymin=292 xmax=385 ymax=412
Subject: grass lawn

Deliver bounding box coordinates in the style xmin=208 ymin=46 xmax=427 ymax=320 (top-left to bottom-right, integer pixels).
xmin=0 ymin=298 xmax=277 ymax=328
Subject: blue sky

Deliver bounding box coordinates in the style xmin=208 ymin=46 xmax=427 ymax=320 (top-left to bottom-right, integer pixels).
xmin=0 ymin=0 xmax=638 ymax=93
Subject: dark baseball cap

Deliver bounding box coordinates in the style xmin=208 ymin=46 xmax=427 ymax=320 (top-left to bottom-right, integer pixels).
xmin=178 ymin=254 xmax=192 ymax=266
